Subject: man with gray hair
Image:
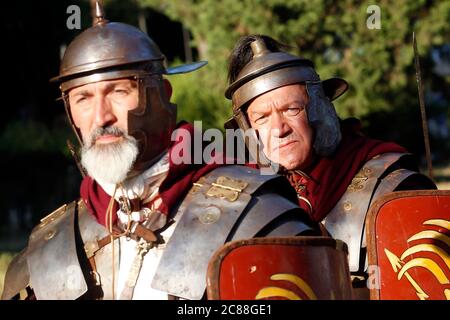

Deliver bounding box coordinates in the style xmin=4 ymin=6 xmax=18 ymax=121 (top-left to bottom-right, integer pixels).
xmin=224 ymin=34 xmax=436 ymax=298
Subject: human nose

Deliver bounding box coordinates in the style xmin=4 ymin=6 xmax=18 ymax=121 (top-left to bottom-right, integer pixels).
xmin=270 ymin=112 xmax=290 ymax=138
xmin=93 ymin=96 xmax=116 ymax=128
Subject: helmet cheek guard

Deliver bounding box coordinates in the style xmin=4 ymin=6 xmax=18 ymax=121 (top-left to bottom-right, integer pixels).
xmin=127 ymin=75 xmax=177 ymax=173
xmin=305 ymin=81 xmax=342 ymax=157
xmin=61 ymin=94 xmax=83 ymax=146
xmin=225 ymin=108 xmax=275 ymax=172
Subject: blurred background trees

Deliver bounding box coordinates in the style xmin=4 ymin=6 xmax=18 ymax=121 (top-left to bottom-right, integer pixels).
xmin=0 ymin=0 xmax=449 ymax=252
xmin=141 ymin=0 xmax=450 ymax=157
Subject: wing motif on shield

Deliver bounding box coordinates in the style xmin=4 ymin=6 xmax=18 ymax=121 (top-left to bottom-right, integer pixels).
xmin=255 ymin=273 xmax=318 ymax=300
xmin=384 ymin=219 xmax=450 ymax=300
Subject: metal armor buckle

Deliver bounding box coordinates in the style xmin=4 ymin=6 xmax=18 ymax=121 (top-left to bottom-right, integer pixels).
xmin=206 ymin=176 xmax=249 ymax=202
xmin=37 ymin=204 xmax=67 ymax=229
xmin=347 ymin=167 xmax=371 ymax=192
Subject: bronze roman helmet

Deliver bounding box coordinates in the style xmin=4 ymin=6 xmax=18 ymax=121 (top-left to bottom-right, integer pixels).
xmin=225 ymin=36 xmax=348 ymax=168
xmin=51 ymin=2 xmax=207 ymax=173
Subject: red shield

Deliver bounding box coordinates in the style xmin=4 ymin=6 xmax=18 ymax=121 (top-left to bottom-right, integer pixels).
xmin=366 ymin=190 xmax=450 ymax=300
xmin=206 ymin=237 xmax=353 ymax=300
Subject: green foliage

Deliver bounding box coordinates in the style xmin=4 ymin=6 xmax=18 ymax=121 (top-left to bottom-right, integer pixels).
xmin=140 ymin=0 xmax=450 ymax=128
xmin=0 ymin=119 xmax=74 ymax=157
xmin=168 ymin=62 xmax=230 ymax=129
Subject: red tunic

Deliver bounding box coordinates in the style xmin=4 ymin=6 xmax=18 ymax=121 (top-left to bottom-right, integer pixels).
xmin=80 ymin=122 xmax=223 ymax=227
xmin=80 ymin=120 xmax=407 ymax=226
xmin=287 ymin=120 xmax=406 ymax=222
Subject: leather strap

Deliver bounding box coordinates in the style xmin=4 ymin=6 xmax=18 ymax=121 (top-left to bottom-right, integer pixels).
xmin=86 ymin=223 xmax=159 ymax=260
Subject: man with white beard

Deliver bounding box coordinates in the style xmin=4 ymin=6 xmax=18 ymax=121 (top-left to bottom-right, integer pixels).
xmin=81 ymin=126 xmax=139 ymax=185
xmin=1 ymin=3 xmax=317 ymax=300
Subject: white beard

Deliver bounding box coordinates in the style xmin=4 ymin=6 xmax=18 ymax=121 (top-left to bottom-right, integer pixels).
xmin=81 ymin=128 xmax=139 ymax=185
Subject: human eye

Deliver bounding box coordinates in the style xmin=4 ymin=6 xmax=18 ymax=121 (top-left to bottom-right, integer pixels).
xmin=72 ymin=95 xmax=88 ymax=106
xmin=113 ymin=87 xmax=129 ymax=96
xmin=284 ymin=103 xmax=304 ymax=117
xmin=253 ymin=114 xmax=268 ymax=125
xmin=285 ymin=108 xmax=300 ymax=116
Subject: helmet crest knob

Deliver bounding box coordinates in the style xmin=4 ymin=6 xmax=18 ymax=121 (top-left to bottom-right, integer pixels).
xmin=94 ymin=1 xmax=108 ymax=26
xmin=250 ymin=39 xmax=270 ymax=58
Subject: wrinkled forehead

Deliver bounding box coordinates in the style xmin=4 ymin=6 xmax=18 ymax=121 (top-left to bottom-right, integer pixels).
xmin=247 ymin=84 xmax=309 ymax=113
xmin=68 ymin=78 xmax=138 ymax=96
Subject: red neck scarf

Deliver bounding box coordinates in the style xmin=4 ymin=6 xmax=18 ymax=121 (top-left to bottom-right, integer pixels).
xmin=80 ymin=122 xmax=223 ymax=227
xmin=287 ymin=120 xmax=406 ymax=222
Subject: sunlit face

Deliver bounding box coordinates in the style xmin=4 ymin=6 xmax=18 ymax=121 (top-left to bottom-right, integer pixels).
xmin=68 ymin=78 xmax=139 ymax=146
xmin=247 ymin=84 xmax=314 ymax=170
xmin=68 ymin=78 xmax=140 ymax=184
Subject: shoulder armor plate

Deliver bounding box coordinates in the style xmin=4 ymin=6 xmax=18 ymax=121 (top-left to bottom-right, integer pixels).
xmin=26 ymin=200 xmax=88 ymax=299
xmin=152 ymin=165 xmax=312 ymax=299
xmin=323 ymin=152 xmax=432 ymax=272
xmin=1 ymin=249 xmax=29 ymax=300
xmin=8 ymin=201 xmax=93 ymax=300
xmin=2 ymin=200 xmax=110 ymax=300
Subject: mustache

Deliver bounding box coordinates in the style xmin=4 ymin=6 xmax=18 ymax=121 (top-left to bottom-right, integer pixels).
xmin=88 ymin=126 xmax=125 ymax=147
xmin=270 ymin=133 xmax=299 ymax=150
